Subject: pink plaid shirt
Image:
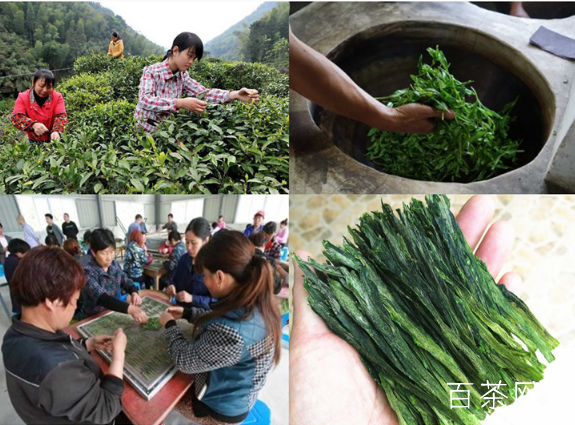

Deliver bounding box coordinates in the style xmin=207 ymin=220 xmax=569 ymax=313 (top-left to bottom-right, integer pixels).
xmin=134 ymin=59 xmax=231 ymax=132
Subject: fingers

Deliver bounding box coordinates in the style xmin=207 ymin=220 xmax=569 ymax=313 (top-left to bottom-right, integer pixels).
xmin=291 ymin=250 xmax=329 ymax=334
xmin=497 ymin=271 xmax=522 ymax=296
xmin=456 ymin=195 xmax=495 ymax=251
xmin=474 ymin=220 xmax=515 ymax=279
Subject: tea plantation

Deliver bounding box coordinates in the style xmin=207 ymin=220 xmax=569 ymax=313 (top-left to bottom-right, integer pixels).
xmin=0 ymin=54 xmax=289 ymax=194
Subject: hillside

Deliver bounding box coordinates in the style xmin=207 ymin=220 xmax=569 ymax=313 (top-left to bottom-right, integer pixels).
xmin=0 ymin=1 xmax=164 ymax=97
xmin=205 ymin=2 xmax=277 ymax=61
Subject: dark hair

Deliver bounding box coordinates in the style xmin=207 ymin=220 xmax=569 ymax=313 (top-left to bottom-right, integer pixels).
xmin=90 ymin=228 xmax=116 ymax=252
xmin=64 ymin=213 xmax=69 ymax=217
xmin=263 ymin=221 xmax=277 ymax=235
xmin=185 ymin=217 xmax=211 ymax=240
xmin=12 ymin=246 xmax=85 ymax=307
xmin=218 ymin=215 xmax=224 ymax=219
xmin=7 ymin=238 xmax=30 ymax=255
xmin=280 ymin=218 xmax=288 ymax=226
xmin=135 ymin=214 xmax=142 ymax=220
xmin=169 ymin=230 xmax=181 ymax=241
xmin=63 ymin=239 xmax=82 ymax=256
xmin=83 ymin=230 xmax=92 ymax=245
xmin=195 ymin=231 xmax=281 ymax=364
xmin=168 ymin=213 xmax=173 ymax=218
xmin=45 ymin=213 xmax=53 ymax=220
xmin=129 ymin=229 xmax=145 ymax=246
xmin=45 ymin=235 xmax=60 ymax=247
xmin=33 ymin=69 xmax=55 ymax=88
xmin=163 ymin=32 xmax=204 ymax=61
xmin=249 ymin=231 xmax=268 ymax=248
xmin=212 ymin=222 xmax=218 ymax=229
xmin=112 ymin=31 xmax=120 ymax=39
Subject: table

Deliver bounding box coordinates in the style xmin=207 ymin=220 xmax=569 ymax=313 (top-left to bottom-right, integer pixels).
xmin=144 ymin=258 xmax=165 ymax=291
xmin=63 ymin=295 xmax=193 ymax=425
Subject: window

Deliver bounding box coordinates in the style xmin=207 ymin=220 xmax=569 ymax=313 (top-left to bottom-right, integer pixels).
xmin=235 ymin=195 xmax=289 ymax=224
xmin=171 ymin=199 xmax=205 ymax=224
xmin=115 ymin=201 xmax=145 ymax=233
xmin=15 ymin=196 xmax=79 ymax=231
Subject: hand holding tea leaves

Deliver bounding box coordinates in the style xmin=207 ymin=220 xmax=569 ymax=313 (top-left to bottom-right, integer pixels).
xmin=230 ymin=88 xmax=260 ymax=104
xmin=176 ymin=290 xmax=193 ymax=303
xmin=176 ymin=96 xmax=207 ymax=113
xmin=290 ymin=195 xmax=521 ymax=425
xmin=367 ymin=47 xmax=522 ymax=182
xmin=87 ymin=335 xmax=113 ymax=352
xmin=289 ymin=25 xmax=453 ymax=136
xmin=127 ymin=292 xmax=142 ymax=306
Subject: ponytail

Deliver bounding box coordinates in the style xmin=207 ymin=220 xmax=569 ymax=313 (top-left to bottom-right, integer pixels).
xmin=194 ymin=231 xmax=281 ymax=365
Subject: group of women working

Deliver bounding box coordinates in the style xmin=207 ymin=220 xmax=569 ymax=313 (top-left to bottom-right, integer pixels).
xmin=2 ymin=218 xmax=282 ymax=425
xmin=10 ymin=31 xmax=259 ymax=140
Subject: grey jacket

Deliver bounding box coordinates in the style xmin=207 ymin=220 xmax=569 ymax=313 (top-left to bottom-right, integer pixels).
xmin=2 ymin=318 xmax=124 ymax=424
xmin=46 ymin=224 xmax=64 ymax=245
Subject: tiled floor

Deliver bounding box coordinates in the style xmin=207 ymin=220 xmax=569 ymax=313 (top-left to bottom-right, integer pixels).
xmin=289 ymin=194 xmax=575 ymax=425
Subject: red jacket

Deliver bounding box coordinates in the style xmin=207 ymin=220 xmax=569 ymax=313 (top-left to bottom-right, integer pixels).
xmin=12 ymin=89 xmax=67 ymax=142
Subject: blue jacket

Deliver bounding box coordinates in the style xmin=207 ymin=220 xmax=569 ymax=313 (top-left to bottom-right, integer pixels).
xmin=164 ymin=306 xmax=274 ymax=422
xmin=172 ymin=254 xmax=217 ymax=310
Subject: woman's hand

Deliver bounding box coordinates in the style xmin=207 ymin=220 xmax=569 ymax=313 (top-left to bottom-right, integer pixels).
xmin=166 ymin=306 xmax=184 ymax=320
xmin=87 ymin=335 xmax=113 ymax=352
xmin=112 ymin=328 xmax=127 ymax=353
xmin=32 ymin=123 xmax=49 ymax=136
xmin=50 ymin=131 xmax=60 ymax=141
xmin=176 ymin=290 xmax=193 ymax=303
xmin=176 ymin=97 xmax=207 ymax=113
xmin=166 ymin=285 xmax=176 ymax=297
xmin=159 ymin=310 xmax=175 ymax=326
xmin=128 ymin=305 xmax=148 ymax=324
xmin=128 ymin=292 xmax=142 ymax=306
xmin=231 ymin=88 xmax=259 ymax=104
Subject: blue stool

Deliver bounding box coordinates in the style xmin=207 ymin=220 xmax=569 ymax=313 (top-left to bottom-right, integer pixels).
xmin=0 ymin=264 xmax=5 ymax=278
xmin=241 ymin=400 xmax=270 ymax=425
xmin=281 ymin=312 xmax=289 ymax=349
xmin=118 ymin=282 xmax=141 ymax=302
xmin=280 ymin=247 xmax=289 ymax=262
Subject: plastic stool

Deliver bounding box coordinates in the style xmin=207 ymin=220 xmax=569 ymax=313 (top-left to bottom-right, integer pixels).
xmin=241 ymin=400 xmax=270 ymax=425
xmin=280 ymin=247 xmax=289 ymax=262
xmin=118 ymin=282 xmax=141 ymax=302
xmin=281 ymin=312 xmax=289 ymax=349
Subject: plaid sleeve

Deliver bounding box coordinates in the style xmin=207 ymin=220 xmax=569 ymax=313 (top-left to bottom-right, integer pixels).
xmin=164 ymin=322 xmax=243 ymax=374
xmin=265 ymin=241 xmax=281 ymax=260
xmin=52 ymin=113 xmax=68 ymax=134
xmin=183 ymin=73 xmax=231 ymax=104
xmin=138 ymin=66 xmax=178 ymax=113
xmin=11 ymin=113 xmax=35 ymax=131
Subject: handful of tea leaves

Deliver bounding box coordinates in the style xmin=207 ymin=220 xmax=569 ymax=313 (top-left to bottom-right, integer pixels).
xmin=366 ymin=47 xmax=522 ymax=182
xmin=141 ymin=317 xmax=162 ymax=331
xmin=295 ymin=195 xmax=558 ymax=425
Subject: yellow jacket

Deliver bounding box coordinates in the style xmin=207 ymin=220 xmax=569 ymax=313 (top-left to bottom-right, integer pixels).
xmin=108 ymin=39 xmax=124 ymax=59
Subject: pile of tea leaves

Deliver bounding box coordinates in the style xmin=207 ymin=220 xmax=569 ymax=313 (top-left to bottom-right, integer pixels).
xmin=294 ymin=195 xmax=558 ymax=425
xmin=141 ymin=317 xmax=162 ymax=331
xmin=366 ymin=47 xmax=522 ymax=183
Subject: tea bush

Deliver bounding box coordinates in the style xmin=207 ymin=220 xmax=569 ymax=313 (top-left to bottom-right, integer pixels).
xmin=0 ymin=53 xmax=289 ymax=194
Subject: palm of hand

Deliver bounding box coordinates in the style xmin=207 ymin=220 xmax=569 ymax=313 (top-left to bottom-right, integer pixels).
xmin=291 ymin=317 xmax=398 ymax=425
xmin=290 ymin=196 xmax=521 ymax=425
